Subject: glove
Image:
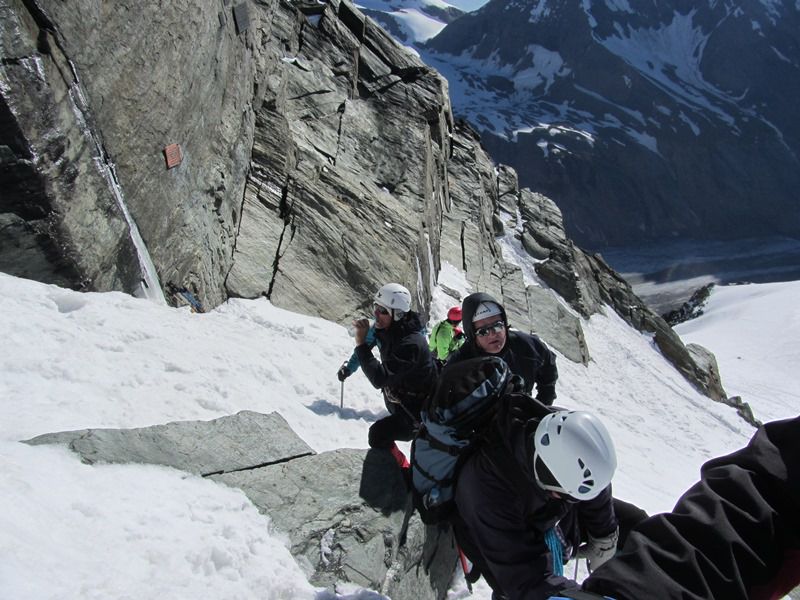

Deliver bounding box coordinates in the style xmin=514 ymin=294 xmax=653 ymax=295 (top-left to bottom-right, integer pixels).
xmin=577 ymin=527 xmax=619 ymax=572
xmin=497 ymin=391 xmax=543 ymax=432
xmin=337 ymin=364 xmax=351 ymax=382
xmin=536 ymin=384 xmax=557 ymax=406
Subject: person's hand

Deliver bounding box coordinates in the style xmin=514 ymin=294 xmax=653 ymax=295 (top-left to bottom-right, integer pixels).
xmin=337 ymin=364 xmax=351 ymax=382
xmin=577 ymin=527 xmax=619 ymax=572
xmin=497 ymin=390 xmax=539 ymax=432
xmin=353 ymin=318 xmax=370 ymax=345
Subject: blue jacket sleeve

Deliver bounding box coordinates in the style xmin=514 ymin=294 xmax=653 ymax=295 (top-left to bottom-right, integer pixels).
xmin=345 ymin=326 xmax=377 ymax=373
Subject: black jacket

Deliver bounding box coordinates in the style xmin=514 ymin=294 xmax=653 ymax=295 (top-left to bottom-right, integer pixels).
xmin=454 ymin=398 xmax=618 ymax=600
xmin=355 ymin=310 xmax=437 ymax=416
xmin=449 ymin=292 xmax=558 ymax=404
xmin=584 ymin=416 xmax=800 ymax=600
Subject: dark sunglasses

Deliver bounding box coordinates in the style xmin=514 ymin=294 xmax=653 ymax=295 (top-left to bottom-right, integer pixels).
xmin=373 ymin=303 xmax=390 ymax=316
xmin=475 ymin=320 xmax=505 ymax=337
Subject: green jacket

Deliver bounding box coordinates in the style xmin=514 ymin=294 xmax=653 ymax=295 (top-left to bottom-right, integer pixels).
xmin=428 ymin=319 xmax=464 ymax=360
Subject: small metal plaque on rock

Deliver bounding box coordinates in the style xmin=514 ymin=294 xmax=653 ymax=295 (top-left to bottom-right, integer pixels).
xmin=163 ymin=143 xmax=182 ymax=169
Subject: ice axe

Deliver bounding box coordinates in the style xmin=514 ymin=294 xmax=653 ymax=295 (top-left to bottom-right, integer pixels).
xmin=340 ymin=379 xmax=344 ymax=409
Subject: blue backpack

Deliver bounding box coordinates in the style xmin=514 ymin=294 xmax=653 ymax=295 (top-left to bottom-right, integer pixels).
xmin=410 ymin=356 xmax=523 ymax=524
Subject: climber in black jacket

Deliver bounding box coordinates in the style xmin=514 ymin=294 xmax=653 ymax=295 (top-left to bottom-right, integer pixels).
xmin=453 ymin=389 xmax=622 ymax=600
xmin=448 ymin=292 xmax=558 ymax=404
xmin=350 ymin=283 xmax=437 ymax=451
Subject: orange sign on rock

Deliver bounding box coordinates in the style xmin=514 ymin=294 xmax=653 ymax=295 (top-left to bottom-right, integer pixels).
xmin=163 ymin=144 xmax=183 ymax=169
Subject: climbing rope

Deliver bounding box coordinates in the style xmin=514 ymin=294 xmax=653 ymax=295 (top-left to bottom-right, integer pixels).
xmin=545 ymin=527 xmax=564 ymax=576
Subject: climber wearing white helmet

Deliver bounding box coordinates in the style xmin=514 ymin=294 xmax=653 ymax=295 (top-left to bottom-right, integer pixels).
xmin=339 ymin=283 xmax=437 ymax=458
xmin=451 ymin=392 xmax=647 ymax=600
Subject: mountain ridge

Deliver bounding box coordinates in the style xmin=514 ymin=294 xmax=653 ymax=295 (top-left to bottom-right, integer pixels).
xmin=419 ymin=0 xmax=800 ymax=248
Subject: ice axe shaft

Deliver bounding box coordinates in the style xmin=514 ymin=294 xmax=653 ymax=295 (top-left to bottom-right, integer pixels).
xmin=340 ymin=380 xmax=344 ymax=409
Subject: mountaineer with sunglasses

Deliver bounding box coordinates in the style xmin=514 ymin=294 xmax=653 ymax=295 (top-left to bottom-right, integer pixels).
xmin=340 ymin=283 xmax=437 ymax=454
xmin=447 ymin=292 xmax=559 ymax=405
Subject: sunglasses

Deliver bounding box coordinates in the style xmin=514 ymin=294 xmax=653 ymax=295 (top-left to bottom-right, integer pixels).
xmin=475 ymin=320 xmax=505 ymax=337
xmin=373 ymin=303 xmax=390 ymax=316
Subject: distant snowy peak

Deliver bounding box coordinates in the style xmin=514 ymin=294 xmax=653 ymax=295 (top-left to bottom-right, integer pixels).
xmin=425 ymin=0 xmax=800 ymax=146
xmin=356 ymin=0 xmax=464 ymax=43
xmin=419 ymin=0 xmax=800 ymax=247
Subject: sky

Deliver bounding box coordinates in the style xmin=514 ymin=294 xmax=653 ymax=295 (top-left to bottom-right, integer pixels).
xmin=1 ymin=269 xmax=797 ymax=599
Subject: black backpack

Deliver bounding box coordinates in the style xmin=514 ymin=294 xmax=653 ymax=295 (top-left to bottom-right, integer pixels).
xmin=410 ymin=356 xmax=525 ymax=524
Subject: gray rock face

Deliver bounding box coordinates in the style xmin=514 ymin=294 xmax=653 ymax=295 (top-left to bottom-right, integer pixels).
xmin=1 ymin=3 xmax=141 ymax=293
xmin=225 ymin=0 xmax=453 ymax=324
xmin=2 ymin=0 xmax=727 ymax=398
xmin=3 ymin=0 xmax=257 ymax=302
xmin=26 ymin=411 xmax=457 ymax=599
xmin=214 ymin=448 xmax=456 ymax=599
xmin=24 ymin=410 xmax=314 ymax=476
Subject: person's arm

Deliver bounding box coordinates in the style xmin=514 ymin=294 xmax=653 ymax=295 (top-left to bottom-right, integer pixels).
xmin=428 ymin=322 xmax=440 ymax=354
xmin=355 ymin=336 xmax=421 ymax=390
xmin=449 ymin=328 xmax=465 ymax=354
xmin=342 ymin=326 xmax=377 ymax=376
xmin=576 ymin=486 xmax=617 ymax=540
xmin=583 ymin=417 xmax=800 ymax=600
xmin=533 ymin=339 xmax=558 ymax=405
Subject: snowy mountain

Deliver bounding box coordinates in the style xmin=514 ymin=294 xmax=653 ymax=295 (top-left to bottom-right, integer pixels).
xmin=2 ymin=270 xmax=798 ymax=598
xmin=355 ymin=0 xmax=465 ymax=43
xmin=420 ymin=0 xmax=800 ymax=248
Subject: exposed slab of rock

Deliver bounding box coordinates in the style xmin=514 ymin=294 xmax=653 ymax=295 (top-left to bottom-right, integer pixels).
xmin=223 ymin=0 xmax=452 ymax=323
xmin=1 ymin=4 xmax=141 ymax=293
xmin=24 ymin=410 xmax=313 ymax=476
xmin=2 ymin=0 xmax=258 ymax=303
xmin=524 ymin=285 xmax=589 ymax=365
xmin=213 ymin=448 xmax=457 ymax=599
xmin=25 ymin=409 xmax=456 ymax=599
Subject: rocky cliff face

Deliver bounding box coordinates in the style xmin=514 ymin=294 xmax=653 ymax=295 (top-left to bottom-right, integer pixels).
xmin=2 ymin=0 xmax=723 ymax=405
xmin=424 ymin=0 xmax=800 ymax=249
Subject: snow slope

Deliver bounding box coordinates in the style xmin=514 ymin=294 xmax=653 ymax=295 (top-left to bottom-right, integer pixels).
xmin=2 ymin=271 xmax=795 ymax=599
xmin=675 ymin=280 xmax=800 ymax=425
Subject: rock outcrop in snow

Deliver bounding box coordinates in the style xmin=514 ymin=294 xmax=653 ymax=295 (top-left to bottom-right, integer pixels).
xmin=25 ymin=410 xmax=457 ymax=600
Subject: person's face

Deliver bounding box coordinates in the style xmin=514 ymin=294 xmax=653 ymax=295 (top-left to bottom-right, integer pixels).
xmin=473 ymin=315 xmax=506 ymax=354
xmin=373 ymin=303 xmax=393 ymax=329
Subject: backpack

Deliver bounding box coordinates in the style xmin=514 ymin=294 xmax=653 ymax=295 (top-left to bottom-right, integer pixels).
xmin=410 ymin=355 xmax=524 ymax=524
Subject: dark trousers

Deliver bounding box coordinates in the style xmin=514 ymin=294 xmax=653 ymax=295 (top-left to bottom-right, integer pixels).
xmin=368 ymin=412 xmax=417 ymax=449
xmin=452 ymin=497 xmax=649 ymax=595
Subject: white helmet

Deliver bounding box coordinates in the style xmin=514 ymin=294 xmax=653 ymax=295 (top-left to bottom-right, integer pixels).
xmin=531 ymin=411 xmax=617 ymax=501
xmin=374 ymin=283 xmax=412 ymax=320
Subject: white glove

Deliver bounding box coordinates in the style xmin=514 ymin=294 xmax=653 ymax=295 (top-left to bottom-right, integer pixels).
xmin=577 ymin=526 xmax=619 ymax=572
